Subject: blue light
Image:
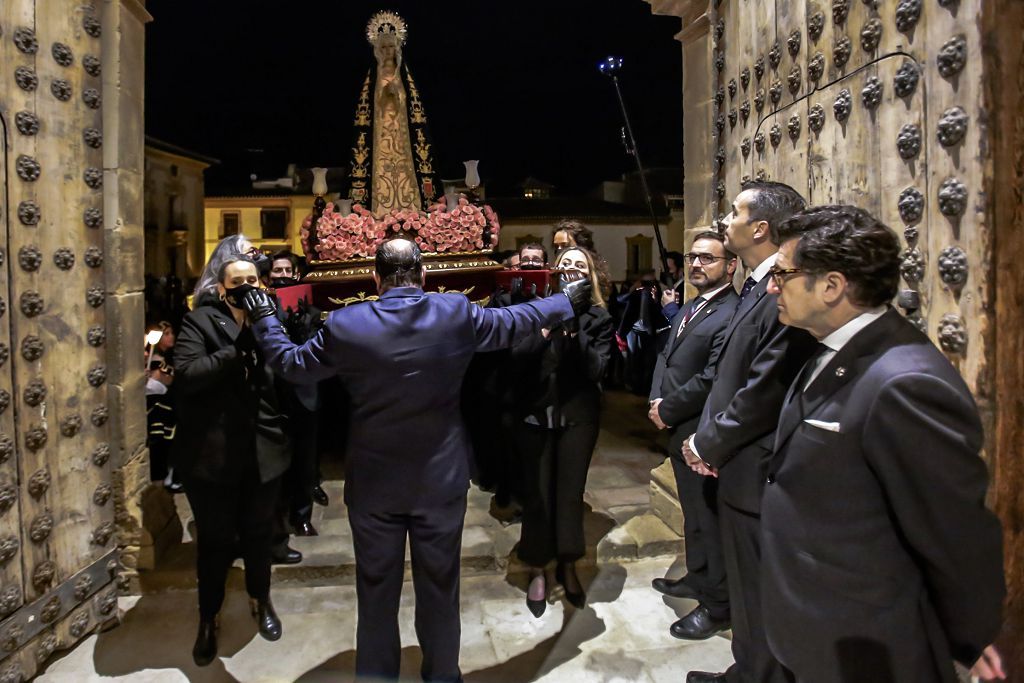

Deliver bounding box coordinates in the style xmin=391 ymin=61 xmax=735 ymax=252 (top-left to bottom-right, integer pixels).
xmin=598 ymin=56 xmax=624 ymax=75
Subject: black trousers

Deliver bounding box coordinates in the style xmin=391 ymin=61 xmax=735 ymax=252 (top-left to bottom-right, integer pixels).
xmin=515 ymin=421 xmax=599 ymax=566
xmin=720 ymin=502 xmax=789 ymax=683
xmin=285 ymin=405 xmax=319 ymax=524
xmin=670 ymin=454 xmax=730 ymax=619
xmin=348 ymin=494 xmax=467 ymax=683
xmin=185 ymin=469 xmax=282 ymax=620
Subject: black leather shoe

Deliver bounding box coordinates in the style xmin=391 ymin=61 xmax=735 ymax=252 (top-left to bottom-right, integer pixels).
xmin=292 ymin=521 xmax=318 ymax=537
xmin=251 ymin=598 xmax=282 ymax=641
xmin=556 ymin=562 xmax=586 ymax=610
xmin=652 ymin=576 xmax=699 ymax=599
xmin=526 ymin=570 xmax=546 ymax=618
xmin=192 ymin=618 xmax=218 ymax=666
xmin=271 ymin=547 xmax=303 ymax=565
xmin=686 ymin=672 xmax=727 ymax=683
xmin=670 ymin=605 xmax=730 ymax=640
xmin=311 ymin=485 xmax=329 ymax=507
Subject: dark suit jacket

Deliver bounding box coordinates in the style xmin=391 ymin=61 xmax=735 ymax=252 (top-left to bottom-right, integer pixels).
xmin=509 ymin=305 xmax=614 ymax=427
xmin=693 ymin=276 xmax=816 ymax=512
xmin=252 ymin=287 xmax=574 ymax=513
xmin=761 ymin=309 xmax=1004 ymax=682
xmin=650 ymin=286 xmax=740 ymax=454
xmin=173 ymin=302 xmax=291 ymax=484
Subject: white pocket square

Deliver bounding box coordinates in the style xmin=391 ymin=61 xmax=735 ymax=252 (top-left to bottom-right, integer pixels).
xmin=804 ymin=419 xmax=841 ymax=432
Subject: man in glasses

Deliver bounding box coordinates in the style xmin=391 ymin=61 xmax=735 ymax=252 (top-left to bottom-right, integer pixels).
xmin=682 ymin=181 xmax=817 ymax=683
xmin=760 ymin=205 xmax=1005 ymax=682
xmin=648 ymin=232 xmax=739 ymax=640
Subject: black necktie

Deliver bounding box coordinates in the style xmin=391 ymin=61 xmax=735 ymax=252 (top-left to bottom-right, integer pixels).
xmin=797 ymin=342 xmax=832 ymax=393
xmin=739 ymin=276 xmax=757 ymax=300
xmin=676 ymin=298 xmax=703 ymax=338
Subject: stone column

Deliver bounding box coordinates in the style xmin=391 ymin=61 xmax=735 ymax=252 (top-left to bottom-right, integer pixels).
xmin=102 ymin=0 xmax=179 ymax=584
xmin=644 ymin=0 xmax=714 ymax=534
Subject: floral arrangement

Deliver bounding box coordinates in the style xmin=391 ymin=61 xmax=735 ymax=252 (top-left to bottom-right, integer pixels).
xmin=301 ymin=196 xmax=501 ymax=262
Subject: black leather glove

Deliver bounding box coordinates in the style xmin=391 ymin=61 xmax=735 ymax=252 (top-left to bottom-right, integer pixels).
xmin=241 ymin=289 xmax=277 ymax=323
xmin=561 ymin=276 xmax=593 ymax=317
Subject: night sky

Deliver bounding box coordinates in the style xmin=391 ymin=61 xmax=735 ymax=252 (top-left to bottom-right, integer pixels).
xmin=145 ymin=1 xmax=683 ymax=196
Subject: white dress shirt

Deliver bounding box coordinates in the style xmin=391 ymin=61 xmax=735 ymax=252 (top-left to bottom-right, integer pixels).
xmin=802 ymin=306 xmax=888 ymax=390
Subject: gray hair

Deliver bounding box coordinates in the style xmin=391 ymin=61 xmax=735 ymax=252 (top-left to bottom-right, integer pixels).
xmin=194 ymin=235 xmax=249 ymax=300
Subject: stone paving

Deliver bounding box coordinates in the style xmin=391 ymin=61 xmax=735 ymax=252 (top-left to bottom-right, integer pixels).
xmin=39 ymin=391 xmax=736 ymax=681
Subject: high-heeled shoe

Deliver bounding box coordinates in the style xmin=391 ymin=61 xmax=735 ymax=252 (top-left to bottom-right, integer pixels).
xmin=526 ymin=569 xmax=547 ymax=618
xmin=192 ymin=616 xmax=218 ymax=666
xmin=250 ymin=597 xmax=282 ymax=641
xmin=556 ymin=562 xmax=586 ymax=609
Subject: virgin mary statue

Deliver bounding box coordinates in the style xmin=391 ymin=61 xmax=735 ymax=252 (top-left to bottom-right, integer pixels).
xmin=346 ymin=12 xmax=441 ymax=215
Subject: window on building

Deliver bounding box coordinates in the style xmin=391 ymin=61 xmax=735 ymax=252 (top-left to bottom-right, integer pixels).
xmin=625 ymin=234 xmax=653 ymax=277
xmin=260 ymin=208 xmax=289 ymax=240
xmin=221 ymin=212 xmax=240 ymax=237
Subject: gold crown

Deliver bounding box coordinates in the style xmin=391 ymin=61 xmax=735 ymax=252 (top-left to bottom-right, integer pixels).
xmin=366 ymin=11 xmax=408 ymax=46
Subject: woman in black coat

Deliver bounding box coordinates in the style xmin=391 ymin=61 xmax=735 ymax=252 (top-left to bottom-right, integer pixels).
xmin=511 ymin=247 xmax=614 ymax=616
xmin=174 ymin=255 xmax=291 ymax=665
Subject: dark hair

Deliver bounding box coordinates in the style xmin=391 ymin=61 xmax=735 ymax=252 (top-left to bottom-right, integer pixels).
xmin=690 ymin=231 xmax=737 ymax=260
xmin=552 ymin=219 xmax=595 ymax=251
xmin=271 ymin=250 xmax=301 ymax=272
xmin=741 ymin=180 xmax=807 ymax=243
xmin=216 ymin=255 xmax=256 ymax=283
xmin=774 ymin=205 xmax=900 ymax=307
xmin=665 ymin=251 xmax=685 ymax=269
xmin=375 ymin=237 xmax=423 ymax=288
xmin=519 ymin=242 xmax=548 ymax=263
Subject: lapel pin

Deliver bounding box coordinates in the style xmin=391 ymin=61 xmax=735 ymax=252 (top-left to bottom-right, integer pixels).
xmin=835 ymin=366 xmax=846 ymax=377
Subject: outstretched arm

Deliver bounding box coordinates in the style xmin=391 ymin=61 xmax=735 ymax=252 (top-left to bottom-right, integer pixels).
xmin=471 ymin=293 xmax=574 ymax=352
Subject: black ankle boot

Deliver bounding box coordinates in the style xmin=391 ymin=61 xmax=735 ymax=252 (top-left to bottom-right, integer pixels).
xmin=251 ymin=598 xmax=282 ymax=641
xmin=192 ymin=618 xmax=218 ymax=666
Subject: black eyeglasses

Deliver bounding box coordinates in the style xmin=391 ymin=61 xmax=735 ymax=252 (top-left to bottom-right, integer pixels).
xmin=768 ymin=265 xmax=804 ymax=286
xmin=683 ymin=252 xmax=730 ymax=266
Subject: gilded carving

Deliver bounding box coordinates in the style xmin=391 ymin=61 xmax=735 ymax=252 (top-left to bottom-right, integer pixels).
xmin=937 ymin=106 xmax=968 ymax=147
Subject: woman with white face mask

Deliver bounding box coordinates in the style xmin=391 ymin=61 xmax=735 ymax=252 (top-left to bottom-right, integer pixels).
xmin=174 ymin=254 xmax=291 ymax=665
xmin=509 ymin=247 xmax=614 ymax=616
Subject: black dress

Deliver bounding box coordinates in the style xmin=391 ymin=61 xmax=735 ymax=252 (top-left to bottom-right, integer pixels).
xmin=510 ymin=305 xmax=614 ymax=565
xmin=174 ymin=300 xmax=291 ymax=619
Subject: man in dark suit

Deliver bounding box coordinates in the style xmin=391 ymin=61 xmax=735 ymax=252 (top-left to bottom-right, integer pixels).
xmin=647 ymin=231 xmax=739 ymax=638
xmin=760 ymin=205 xmax=1006 ymax=682
xmin=681 ymin=181 xmax=817 ymax=683
xmin=242 ymin=238 xmax=591 ymax=682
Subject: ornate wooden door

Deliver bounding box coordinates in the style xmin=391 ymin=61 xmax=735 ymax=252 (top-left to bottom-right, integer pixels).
xmin=0 ymin=3 xmax=120 ymax=679
xmin=711 ymin=0 xmax=988 ymax=399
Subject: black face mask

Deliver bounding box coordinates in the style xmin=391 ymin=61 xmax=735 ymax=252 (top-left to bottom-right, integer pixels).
xmin=223 ymin=283 xmax=257 ymax=308
xmin=270 ymin=277 xmax=298 ymax=289
xmin=519 ymin=262 xmax=544 ymax=271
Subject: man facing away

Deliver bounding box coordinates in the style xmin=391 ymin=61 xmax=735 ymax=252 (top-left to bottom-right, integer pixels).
xmin=761 ymin=205 xmax=1006 ymax=682
xmin=681 ymin=181 xmax=817 ymax=683
xmin=648 ymin=232 xmax=739 ymax=639
xmin=241 ymin=237 xmax=592 ymax=682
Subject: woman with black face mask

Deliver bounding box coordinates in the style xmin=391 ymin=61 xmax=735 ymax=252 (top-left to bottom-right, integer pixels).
xmin=173 ymin=254 xmax=291 ymax=666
